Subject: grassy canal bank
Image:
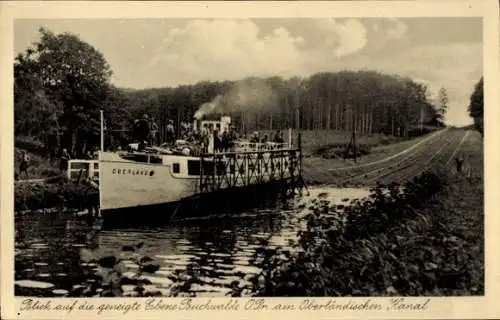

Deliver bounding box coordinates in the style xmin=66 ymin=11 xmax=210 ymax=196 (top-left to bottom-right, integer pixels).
xmin=15 ymin=179 xmax=98 ymax=213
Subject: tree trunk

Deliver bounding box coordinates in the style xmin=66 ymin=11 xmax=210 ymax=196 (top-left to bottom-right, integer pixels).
xmin=369 ymin=112 xmax=373 ymax=134
xmin=327 ymin=103 xmax=332 ymax=130
xmin=391 ymin=117 xmax=395 ymax=136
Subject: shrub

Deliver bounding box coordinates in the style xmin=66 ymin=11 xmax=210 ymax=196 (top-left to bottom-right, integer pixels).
xmin=247 ymin=171 xmax=461 ymax=297
xmin=15 ymin=180 xmax=98 ymax=212
xmin=314 ymin=143 xmax=372 ymax=159
xmin=15 ymin=136 xmax=46 ymax=156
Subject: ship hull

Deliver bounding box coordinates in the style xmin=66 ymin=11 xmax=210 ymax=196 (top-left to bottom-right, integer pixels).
xmin=99 ymin=180 xmax=291 ymax=228
xmin=99 ymin=151 xmax=199 ymax=212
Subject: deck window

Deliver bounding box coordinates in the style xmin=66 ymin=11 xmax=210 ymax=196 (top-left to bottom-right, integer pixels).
xmin=119 ymin=154 xmax=162 ymax=164
xmin=173 ymin=163 xmax=180 ymax=173
xmin=149 ymin=156 xmax=163 ymax=164
xmin=187 ymin=160 xmax=215 ymax=176
xmin=70 ymin=162 xmax=89 ymax=170
xmin=120 ymin=154 xmax=148 ymax=163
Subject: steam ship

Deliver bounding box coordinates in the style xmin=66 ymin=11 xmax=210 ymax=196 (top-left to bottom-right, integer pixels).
xmin=68 ymin=114 xmax=303 ymax=221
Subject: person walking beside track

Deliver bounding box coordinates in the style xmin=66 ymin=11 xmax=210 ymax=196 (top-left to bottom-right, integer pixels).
xmin=455 ymin=156 xmax=464 ymax=173
xmin=455 ymin=154 xmax=472 ymax=180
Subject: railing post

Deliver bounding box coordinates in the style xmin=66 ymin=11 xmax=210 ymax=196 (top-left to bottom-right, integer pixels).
xmin=89 ymin=161 xmax=94 ymax=178
xmin=298 ymin=132 xmax=302 ymax=177
xmin=67 ymin=160 xmax=72 ymax=180
xmin=200 ymin=154 xmax=204 ymax=193
xmin=213 ymin=154 xmax=216 ymax=192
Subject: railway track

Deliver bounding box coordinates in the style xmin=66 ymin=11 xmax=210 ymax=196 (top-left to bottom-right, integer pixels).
xmin=337 ymin=129 xmax=469 ymax=187
xmin=327 ymin=128 xmax=449 ymax=172
xmin=383 ymin=130 xmax=467 ymax=184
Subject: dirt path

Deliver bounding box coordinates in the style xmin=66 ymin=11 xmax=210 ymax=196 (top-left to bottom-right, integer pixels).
xmin=15 ymin=178 xmax=50 ymax=184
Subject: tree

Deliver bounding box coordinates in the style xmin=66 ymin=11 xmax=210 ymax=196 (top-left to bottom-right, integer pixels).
xmin=436 ymin=87 xmax=449 ymax=126
xmin=14 ymin=27 xmax=113 ymax=157
xmin=468 ymin=77 xmax=483 ymax=136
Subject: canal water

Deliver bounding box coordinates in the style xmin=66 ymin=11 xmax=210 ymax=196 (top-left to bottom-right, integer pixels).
xmin=15 ymin=187 xmax=370 ymax=297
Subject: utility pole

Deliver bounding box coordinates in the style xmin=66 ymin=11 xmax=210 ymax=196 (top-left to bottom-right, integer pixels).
xmin=100 ymin=110 xmax=104 ymax=152
xmin=295 ymin=81 xmax=300 ymax=130
xmin=420 ymin=105 xmax=425 ymax=134
xmin=352 ymin=103 xmax=357 ymax=163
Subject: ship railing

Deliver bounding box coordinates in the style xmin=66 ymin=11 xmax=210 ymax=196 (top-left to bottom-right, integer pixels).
xmin=204 ymin=146 xmax=299 ymax=158
xmin=198 ymin=146 xmax=302 ymax=193
xmin=231 ymin=141 xmax=290 ymax=152
xmin=67 ymin=159 xmax=100 ymax=181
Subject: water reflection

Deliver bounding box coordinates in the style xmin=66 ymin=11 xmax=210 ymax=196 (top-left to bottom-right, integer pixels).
xmin=15 ymin=187 xmax=370 ymax=297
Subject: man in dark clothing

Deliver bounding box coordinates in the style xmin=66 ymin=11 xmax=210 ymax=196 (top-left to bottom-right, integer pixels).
xmin=250 ymin=132 xmax=259 ymax=143
xmin=134 ymin=114 xmax=150 ymax=150
xmin=213 ymin=129 xmax=222 ymax=152
xmin=455 ymin=156 xmax=464 ymax=173
xmin=19 ymin=151 xmax=29 ymax=179
xmin=274 ymin=130 xmax=284 ymax=143
xmin=221 ymin=130 xmax=231 ymax=151
xmin=227 ymin=126 xmax=237 ymax=150
xmin=60 ymin=149 xmax=71 ymax=172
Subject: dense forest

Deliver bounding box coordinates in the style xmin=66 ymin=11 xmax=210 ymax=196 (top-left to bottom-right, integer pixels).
xmin=15 ymin=28 xmax=446 ymax=158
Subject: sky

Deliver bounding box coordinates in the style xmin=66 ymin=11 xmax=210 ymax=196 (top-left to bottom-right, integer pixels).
xmin=14 ymin=18 xmax=483 ymax=126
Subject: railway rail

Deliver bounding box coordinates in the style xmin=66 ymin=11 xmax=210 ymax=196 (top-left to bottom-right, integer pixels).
xmin=335 ymin=129 xmax=469 ymax=187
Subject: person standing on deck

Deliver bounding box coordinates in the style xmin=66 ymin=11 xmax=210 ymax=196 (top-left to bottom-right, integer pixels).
xmin=84 ymin=150 xmax=93 ymax=160
xmin=166 ymin=120 xmax=175 ymax=146
xmin=133 ymin=114 xmax=150 ymax=150
xmin=273 ymin=130 xmax=284 ymax=144
xmin=250 ymin=132 xmax=259 ymax=143
xmin=227 ymin=125 xmax=237 ymax=150
xmin=221 ymin=129 xmax=230 ymax=152
xmin=213 ymin=129 xmax=222 ymax=152
xmin=150 ymin=117 xmax=159 ymax=146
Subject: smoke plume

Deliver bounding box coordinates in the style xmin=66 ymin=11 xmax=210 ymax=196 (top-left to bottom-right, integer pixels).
xmin=194 ymin=78 xmax=278 ymax=119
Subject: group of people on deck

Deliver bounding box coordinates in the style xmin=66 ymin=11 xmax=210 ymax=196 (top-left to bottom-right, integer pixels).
xmin=128 ymin=113 xmax=290 ymax=155
xmin=249 ymin=130 xmax=285 ymax=144
xmin=132 ymin=114 xmax=165 ymax=150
